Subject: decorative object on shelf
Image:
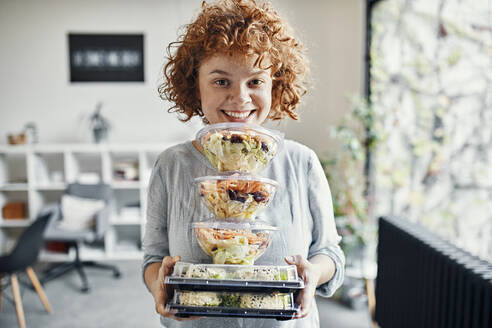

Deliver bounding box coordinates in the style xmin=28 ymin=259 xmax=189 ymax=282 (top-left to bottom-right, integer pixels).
xmin=6 ymin=122 xmax=38 ymax=145
xmin=7 ymin=133 xmax=26 ymax=145
xmin=89 ymin=102 xmax=111 ymax=143
xmin=114 ymin=160 xmax=139 ymax=181
xmin=23 ymin=122 xmax=39 ymax=144
xmin=34 ymin=156 xmax=51 ymax=186
xmin=68 ymin=33 xmax=144 ymax=82
xmin=77 ymin=172 xmax=101 ymax=184
xmin=2 ymin=202 xmax=27 ymax=219
xmin=51 ymin=171 xmax=64 ymax=184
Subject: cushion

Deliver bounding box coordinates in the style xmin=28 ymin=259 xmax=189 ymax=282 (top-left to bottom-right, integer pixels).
xmin=58 ymin=195 xmax=105 ymax=231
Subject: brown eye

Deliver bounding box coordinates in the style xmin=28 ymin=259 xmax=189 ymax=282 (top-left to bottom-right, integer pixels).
xmin=249 ymin=79 xmax=263 ymax=86
xmin=215 ymin=79 xmax=229 ymax=86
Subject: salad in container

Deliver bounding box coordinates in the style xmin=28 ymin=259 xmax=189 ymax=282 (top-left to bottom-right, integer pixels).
xmin=173 ymin=262 xmax=298 ymax=281
xmin=170 ymin=290 xmax=294 ymax=310
xmin=196 ymin=123 xmax=283 ymax=173
xmin=192 ymin=220 xmax=277 ymax=265
xmin=167 ymin=290 xmax=297 ymax=319
xmin=195 ymin=174 xmax=279 ymax=219
xmin=165 ymin=262 xmax=305 ymax=293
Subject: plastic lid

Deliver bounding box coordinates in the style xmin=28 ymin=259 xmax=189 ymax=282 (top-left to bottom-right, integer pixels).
xmin=196 ymin=122 xmax=284 ymax=148
xmin=192 ymin=219 xmax=278 ymax=231
xmin=194 ymin=174 xmax=280 ymax=189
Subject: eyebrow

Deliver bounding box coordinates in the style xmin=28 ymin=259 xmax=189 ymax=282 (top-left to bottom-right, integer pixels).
xmin=209 ymin=69 xmax=230 ymax=76
xmin=208 ymin=69 xmax=268 ymax=76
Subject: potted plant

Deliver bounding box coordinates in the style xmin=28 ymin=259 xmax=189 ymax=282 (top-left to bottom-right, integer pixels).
xmin=321 ymin=95 xmax=382 ymax=267
xmin=89 ymin=102 xmax=111 ymax=144
xmin=321 ymin=95 xmax=383 ymax=308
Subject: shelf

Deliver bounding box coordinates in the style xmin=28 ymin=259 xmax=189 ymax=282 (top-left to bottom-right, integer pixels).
xmin=0 ymin=219 xmax=32 ymax=227
xmin=111 ymin=181 xmax=141 ymax=189
xmin=0 ymin=183 xmax=29 ymax=191
xmin=0 ymin=143 xmax=169 ymax=262
xmin=0 ymin=145 xmax=31 ymax=153
xmin=39 ymin=248 xmax=143 ymax=262
xmin=34 ymin=184 xmax=67 ymax=190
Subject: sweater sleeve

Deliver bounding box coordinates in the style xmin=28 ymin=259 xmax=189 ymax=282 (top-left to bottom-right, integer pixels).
xmin=141 ymin=158 xmax=170 ymax=290
xmin=306 ymin=151 xmax=345 ymax=297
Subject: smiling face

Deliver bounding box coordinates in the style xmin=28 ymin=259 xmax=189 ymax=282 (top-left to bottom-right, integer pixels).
xmin=197 ymin=54 xmax=272 ymax=125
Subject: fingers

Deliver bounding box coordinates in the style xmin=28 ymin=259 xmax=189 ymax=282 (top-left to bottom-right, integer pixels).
xmin=161 ymin=256 xmax=181 ymax=273
xmin=153 ymin=256 xmax=181 ymax=321
xmin=293 ymin=284 xmax=315 ymax=319
xmin=285 ymin=254 xmax=316 ymax=319
xmin=285 ymin=255 xmax=313 ymax=287
xmin=284 ymin=254 xmax=310 ymax=271
xmin=155 ymin=302 xmax=169 ymax=316
xmin=155 ymin=305 xmax=183 ymax=321
xmin=155 ymin=297 xmax=203 ymax=321
xmin=154 ymin=256 xmax=201 ymax=322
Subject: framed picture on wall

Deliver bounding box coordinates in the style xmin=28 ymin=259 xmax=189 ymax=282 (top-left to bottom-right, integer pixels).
xmin=68 ymin=33 xmax=144 ymax=82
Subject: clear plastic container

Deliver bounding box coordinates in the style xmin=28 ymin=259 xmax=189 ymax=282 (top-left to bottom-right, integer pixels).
xmin=196 ymin=122 xmax=284 ymax=174
xmin=192 ymin=220 xmax=278 ymax=265
xmin=167 ymin=290 xmax=297 ymax=319
xmin=166 ymin=262 xmax=304 ymax=293
xmin=195 ymin=174 xmax=279 ymax=219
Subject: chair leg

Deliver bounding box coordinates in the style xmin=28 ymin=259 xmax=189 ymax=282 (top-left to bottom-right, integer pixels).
xmin=83 ymin=261 xmax=121 ymax=278
xmin=41 ymin=262 xmax=76 ymax=284
xmin=365 ymin=278 xmax=378 ymax=328
xmin=75 ymin=262 xmax=90 ymax=293
xmin=71 ymin=243 xmax=89 ymax=293
xmin=11 ymin=274 xmax=26 ymax=328
xmin=26 ymin=267 xmax=53 ymax=313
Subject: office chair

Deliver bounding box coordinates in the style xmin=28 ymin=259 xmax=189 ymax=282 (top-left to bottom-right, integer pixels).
xmin=42 ymin=183 xmax=121 ymax=293
xmin=0 ymin=213 xmax=53 ymax=328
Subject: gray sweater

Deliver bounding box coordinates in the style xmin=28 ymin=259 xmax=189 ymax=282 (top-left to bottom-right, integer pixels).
xmin=142 ymin=139 xmax=345 ymax=328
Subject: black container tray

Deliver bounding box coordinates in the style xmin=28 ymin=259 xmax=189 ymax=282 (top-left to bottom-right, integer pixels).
xmin=165 ymin=276 xmax=304 ymax=293
xmin=168 ymin=304 xmax=297 ymax=320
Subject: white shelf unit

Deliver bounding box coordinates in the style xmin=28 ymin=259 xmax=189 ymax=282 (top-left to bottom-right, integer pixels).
xmin=0 ymin=143 xmax=170 ymax=262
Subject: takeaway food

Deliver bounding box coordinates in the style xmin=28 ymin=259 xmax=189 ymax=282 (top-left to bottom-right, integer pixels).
xmin=174 ymin=291 xmax=294 ymax=310
xmin=196 ymin=123 xmax=283 ymax=173
xmin=172 ymin=262 xmax=298 ymax=281
xmin=184 ymin=264 xmax=227 ymax=279
xmin=195 ymin=175 xmax=279 ymax=219
xmin=193 ymin=220 xmax=277 ymax=265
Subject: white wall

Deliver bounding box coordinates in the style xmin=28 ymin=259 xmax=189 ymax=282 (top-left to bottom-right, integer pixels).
xmin=0 ymin=0 xmax=363 ymax=156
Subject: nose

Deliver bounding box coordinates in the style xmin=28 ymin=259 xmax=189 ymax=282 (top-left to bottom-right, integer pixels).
xmin=229 ymin=83 xmax=251 ymax=105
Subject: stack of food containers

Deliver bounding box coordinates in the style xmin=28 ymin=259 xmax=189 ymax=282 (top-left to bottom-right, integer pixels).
xmin=165 ymin=123 xmax=304 ymax=319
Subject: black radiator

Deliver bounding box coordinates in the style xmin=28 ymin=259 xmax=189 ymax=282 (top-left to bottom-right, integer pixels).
xmin=375 ymin=216 xmax=492 ymax=328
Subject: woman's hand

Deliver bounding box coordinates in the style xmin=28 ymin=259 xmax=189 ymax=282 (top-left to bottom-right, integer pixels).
xmin=285 ymin=255 xmax=322 ymax=319
xmin=149 ymin=256 xmax=202 ymax=321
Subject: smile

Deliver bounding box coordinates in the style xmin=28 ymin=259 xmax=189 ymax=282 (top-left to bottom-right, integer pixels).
xmin=222 ymin=110 xmax=255 ymax=119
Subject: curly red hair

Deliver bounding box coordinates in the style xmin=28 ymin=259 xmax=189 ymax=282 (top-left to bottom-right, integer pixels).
xmin=158 ymin=0 xmax=309 ymax=122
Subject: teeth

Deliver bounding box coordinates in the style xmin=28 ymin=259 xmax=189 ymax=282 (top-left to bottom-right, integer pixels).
xmin=224 ymin=111 xmax=252 ymax=119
